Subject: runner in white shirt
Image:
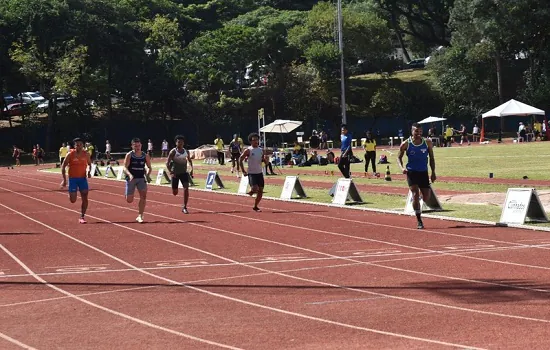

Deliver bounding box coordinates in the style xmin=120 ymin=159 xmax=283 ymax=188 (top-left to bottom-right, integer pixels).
xmin=239 ymin=133 xmax=266 ymax=212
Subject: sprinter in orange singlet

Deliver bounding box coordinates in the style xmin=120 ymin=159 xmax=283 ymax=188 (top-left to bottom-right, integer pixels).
xmin=61 ymin=138 xmax=92 ymax=224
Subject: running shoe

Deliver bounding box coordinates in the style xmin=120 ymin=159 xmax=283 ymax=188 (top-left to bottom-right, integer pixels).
xmin=417 ymin=220 xmax=424 ymax=229
xmin=79 ymin=217 xmax=87 ymax=224
xmin=253 ymin=206 xmax=261 ymax=212
xmin=182 ymin=207 xmax=189 ymax=214
xmin=136 ymin=215 xmax=144 ymax=223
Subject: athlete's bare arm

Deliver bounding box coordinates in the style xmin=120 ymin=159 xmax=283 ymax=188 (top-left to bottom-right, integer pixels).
xmin=239 ymin=149 xmax=250 ymax=176
xmin=145 ymin=153 xmax=152 ymax=177
xmin=60 ymin=153 xmax=71 ymax=186
xmin=427 ymin=139 xmax=437 ymax=183
xmin=123 ymin=152 xmax=133 ymax=180
xmin=166 ymin=149 xmax=175 ymax=176
xmin=86 ymin=153 xmax=92 ymax=178
xmin=397 ymin=140 xmax=409 ymax=174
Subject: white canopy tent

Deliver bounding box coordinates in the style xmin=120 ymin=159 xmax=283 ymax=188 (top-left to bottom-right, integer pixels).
xmin=417 ymin=116 xmax=447 ymax=124
xmin=480 ymin=99 xmax=546 ymax=142
xmin=418 ymin=116 xmax=447 ymax=135
xmin=482 ymin=99 xmax=545 ymax=118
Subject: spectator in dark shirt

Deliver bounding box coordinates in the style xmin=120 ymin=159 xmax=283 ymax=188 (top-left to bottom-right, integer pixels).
xmin=338 ymin=124 xmax=352 ymax=178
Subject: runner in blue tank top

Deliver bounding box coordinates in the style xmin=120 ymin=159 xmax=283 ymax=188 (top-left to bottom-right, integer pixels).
xmin=123 ymin=137 xmax=152 ymax=223
xmin=397 ymin=123 xmax=437 ymax=229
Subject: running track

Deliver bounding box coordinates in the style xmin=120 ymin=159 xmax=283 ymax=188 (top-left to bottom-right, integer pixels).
xmin=1 ymin=167 xmax=550 ymax=349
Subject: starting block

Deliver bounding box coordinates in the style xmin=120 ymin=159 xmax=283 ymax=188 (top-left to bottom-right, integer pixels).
xmin=280 ymin=176 xmax=307 ymax=200
xmin=205 ymin=170 xmax=225 ymax=190
xmin=332 ymin=178 xmax=363 ymax=205
xmin=499 ymin=188 xmax=548 ymax=225
xmin=404 ymin=187 xmax=443 ymax=214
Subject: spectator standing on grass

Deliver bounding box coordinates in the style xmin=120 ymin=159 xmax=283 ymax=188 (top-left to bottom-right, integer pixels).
xmin=338 ymin=125 xmax=353 ymax=178
xmin=397 ymin=123 xmax=437 ymax=229
xmin=362 ymin=131 xmax=377 ymax=175
xmin=147 ymin=139 xmax=154 ymax=159
xmin=214 ymin=134 xmax=225 ymax=165
xmin=87 ymin=142 xmax=95 ymax=159
xmin=229 ymin=134 xmax=242 ymax=177
xmin=59 ymin=142 xmax=68 ymax=165
xmin=105 ymin=140 xmax=111 ymax=159
xmin=161 ymin=139 xmax=169 ymax=157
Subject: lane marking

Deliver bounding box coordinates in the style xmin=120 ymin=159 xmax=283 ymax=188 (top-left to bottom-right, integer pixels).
xmin=45 ymin=264 xmax=110 ymax=269
xmin=306 ymin=297 xmax=388 ymax=305
xmin=0 ymin=191 xmax=491 ymax=347
xmin=0 ymin=244 xmax=243 ymax=350
xmin=0 ymin=331 xmax=37 ymax=350
xmin=4 ymin=182 xmax=550 ymax=327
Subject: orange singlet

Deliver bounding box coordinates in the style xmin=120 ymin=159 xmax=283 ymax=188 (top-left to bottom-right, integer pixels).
xmin=67 ymin=150 xmax=89 ymax=178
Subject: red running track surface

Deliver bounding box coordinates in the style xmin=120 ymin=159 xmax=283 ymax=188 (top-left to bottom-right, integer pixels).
xmin=1 ymin=166 xmax=550 ymax=349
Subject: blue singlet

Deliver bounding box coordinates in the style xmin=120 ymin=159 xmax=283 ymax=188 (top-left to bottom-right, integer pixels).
xmin=406 ymin=137 xmax=428 ymax=172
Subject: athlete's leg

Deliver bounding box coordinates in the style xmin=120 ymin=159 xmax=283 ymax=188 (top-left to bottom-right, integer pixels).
xmin=137 ymin=189 xmax=147 ymax=216
xmin=254 ymin=186 xmax=264 ymax=211
xmin=68 ymin=178 xmax=78 ymax=203
xmin=125 ymin=179 xmax=136 ymax=203
xmin=171 ymin=176 xmax=179 ymax=196
xmin=80 ymin=190 xmax=89 ymax=218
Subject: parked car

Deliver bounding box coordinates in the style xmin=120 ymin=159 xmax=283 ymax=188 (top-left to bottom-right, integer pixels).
xmin=2 ymin=93 xmax=15 ymax=105
xmin=19 ymin=91 xmax=46 ymax=104
xmin=406 ymin=59 xmax=426 ymax=69
xmin=37 ymin=96 xmax=71 ymax=112
xmin=2 ymin=102 xmax=30 ymax=117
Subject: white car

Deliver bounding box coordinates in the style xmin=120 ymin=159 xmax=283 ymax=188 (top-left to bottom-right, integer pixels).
xmin=37 ymin=96 xmax=71 ymax=112
xmin=19 ymin=92 xmax=45 ymax=104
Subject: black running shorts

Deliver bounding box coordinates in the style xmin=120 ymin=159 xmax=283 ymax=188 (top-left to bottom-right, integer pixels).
xmin=171 ymin=173 xmax=190 ymax=189
xmin=406 ymin=171 xmax=430 ymax=189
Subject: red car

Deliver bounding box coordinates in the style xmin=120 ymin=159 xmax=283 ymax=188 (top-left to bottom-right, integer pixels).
xmin=2 ymin=103 xmax=30 ymax=117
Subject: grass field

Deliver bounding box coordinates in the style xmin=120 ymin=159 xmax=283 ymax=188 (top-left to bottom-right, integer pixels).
xmin=41 ymin=140 xmax=550 ymax=227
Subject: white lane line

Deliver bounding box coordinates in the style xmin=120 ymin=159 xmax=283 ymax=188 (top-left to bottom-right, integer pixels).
xmin=0 ymin=244 xmax=242 ymax=350
xmin=0 ymin=331 xmax=37 ymax=350
xmin=44 ymin=264 xmax=110 ymax=269
xmin=143 ymin=259 xmax=206 ymax=264
xmin=306 ymin=297 xmax=388 ymax=305
xmin=0 ymin=190 xmax=488 ymax=348
xmin=4 ymin=182 xmax=550 ymax=326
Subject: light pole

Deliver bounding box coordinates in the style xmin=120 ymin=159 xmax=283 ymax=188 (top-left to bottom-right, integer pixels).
xmin=337 ymin=0 xmax=346 ymax=125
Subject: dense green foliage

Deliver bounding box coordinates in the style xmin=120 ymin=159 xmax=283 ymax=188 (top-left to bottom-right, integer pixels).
xmin=1 ymin=0 xmax=550 ymax=150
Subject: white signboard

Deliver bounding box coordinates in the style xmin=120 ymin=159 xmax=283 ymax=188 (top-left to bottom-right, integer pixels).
xmin=90 ymin=164 xmax=98 ymax=177
xmin=404 ymin=188 xmax=443 ymax=214
xmin=332 ymin=178 xmax=362 ymax=205
xmin=280 ymin=176 xmax=307 ymax=200
xmin=116 ymin=166 xmax=124 ymax=180
xmin=155 ymin=169 xmax=166 ymax=185
xmin=237 ymin=175 xmax=249 ymax=194
xmin=500 ymin=188 xmax=548 ymax=224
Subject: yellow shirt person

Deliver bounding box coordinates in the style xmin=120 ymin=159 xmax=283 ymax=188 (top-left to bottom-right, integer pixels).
xmin=362 ymin=138 xmax=376 ymax=151
xmin=214 ymin=136 xmax=224 ymax=151
xmin=59 ymin=144 xmax=68 ymax=161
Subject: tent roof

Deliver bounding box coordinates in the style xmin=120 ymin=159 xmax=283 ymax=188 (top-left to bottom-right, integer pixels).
xmin=417 ymin=116 xmax=447 ymax=124
xmin=482 ymin=99 xmax=545 ymax=118
xmin=259 ymin=119 xmax=303 ymax=133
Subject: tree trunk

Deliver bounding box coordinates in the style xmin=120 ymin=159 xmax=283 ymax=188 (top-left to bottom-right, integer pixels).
xmin=391 ymin=13 xmax=411 ymax=63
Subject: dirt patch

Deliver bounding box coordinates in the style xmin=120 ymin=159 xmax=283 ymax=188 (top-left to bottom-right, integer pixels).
xmin=438 ymin=190 xmax=550 ymax=211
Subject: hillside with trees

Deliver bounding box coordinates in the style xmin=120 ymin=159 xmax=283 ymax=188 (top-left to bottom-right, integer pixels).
xmin=1 ymin=0 xmax=550 ymax=151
